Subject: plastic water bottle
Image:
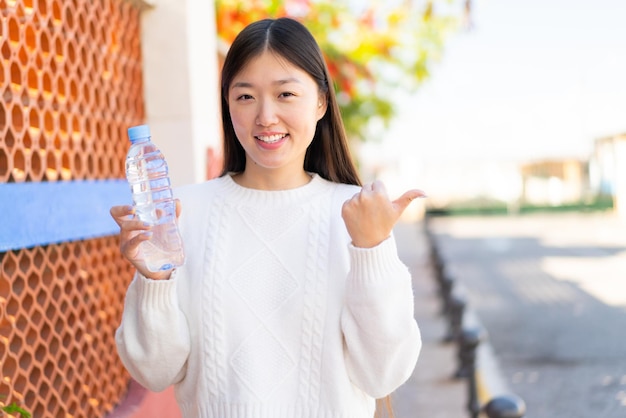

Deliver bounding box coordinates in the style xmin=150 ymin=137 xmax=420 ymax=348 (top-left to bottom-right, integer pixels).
xmin=125 ymin=124 xmax=184 ymax=272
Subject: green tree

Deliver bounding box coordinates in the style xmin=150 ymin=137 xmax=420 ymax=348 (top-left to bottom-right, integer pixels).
xmin=216 ymin=0 xmax=467 ymax=142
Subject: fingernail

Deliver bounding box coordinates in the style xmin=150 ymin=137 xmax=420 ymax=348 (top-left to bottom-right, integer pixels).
xmin=142 ymin=231 xmax=153 ymax=238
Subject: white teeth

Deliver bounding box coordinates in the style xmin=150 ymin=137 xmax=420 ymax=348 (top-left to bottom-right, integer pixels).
xmin=256 ymin=134 xmax=286 ymax=143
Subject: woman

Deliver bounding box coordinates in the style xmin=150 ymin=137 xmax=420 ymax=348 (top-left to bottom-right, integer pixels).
xmin=111 ymin=17 xmax=423 ymax=418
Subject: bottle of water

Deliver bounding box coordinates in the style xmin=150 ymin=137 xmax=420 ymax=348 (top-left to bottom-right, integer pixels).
xmin=125 ymin=124 xmax=184 ymax=272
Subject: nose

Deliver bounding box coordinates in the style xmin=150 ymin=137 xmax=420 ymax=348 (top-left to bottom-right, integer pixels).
xmin=255 ymin=99 xmax=279 ymax=127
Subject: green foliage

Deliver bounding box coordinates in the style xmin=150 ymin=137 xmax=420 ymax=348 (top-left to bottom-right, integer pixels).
xmin=216 ymin=0 xmax=466 ymax=142
xmin=426 ymin=195 xmax=615 ymax=217
xmin=2 ymin=402 xmax=32 ymax=418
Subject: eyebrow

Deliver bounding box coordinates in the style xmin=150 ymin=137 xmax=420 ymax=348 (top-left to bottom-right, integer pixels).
xmin=231 ymin=77 xmax=302 ymax=89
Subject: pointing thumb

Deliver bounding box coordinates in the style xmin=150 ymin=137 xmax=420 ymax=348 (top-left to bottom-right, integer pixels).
xmin=392 ymin=189 xmax=427 ymax=214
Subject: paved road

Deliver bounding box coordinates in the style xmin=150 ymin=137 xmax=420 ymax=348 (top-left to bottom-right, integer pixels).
xmin=427 ymin=212 xmax=626 ymax=418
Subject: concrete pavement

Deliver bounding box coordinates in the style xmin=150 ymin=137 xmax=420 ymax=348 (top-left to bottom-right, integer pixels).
xmin=392 ymin=220 xmax=468 ymax=417
xmin=423 ymin=212 xmax=626 ymax=417
xmin=392 ymin=220 xmax=512 ymax=418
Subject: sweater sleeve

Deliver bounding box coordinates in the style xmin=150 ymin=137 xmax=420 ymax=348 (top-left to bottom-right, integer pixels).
xmin=340 ymin=235 xmax=422 ymax=398
xmin=115 ymin=270 xmax=191 ymax=392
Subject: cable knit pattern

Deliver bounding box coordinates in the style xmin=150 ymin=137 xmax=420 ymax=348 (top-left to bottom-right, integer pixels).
xmin=297 ymin=189 xmax=326 ymax=405
xmin=203 ymin=197 xmax=228 ymax=399
xmin=115 ymin=174 xmax=422 ymax=418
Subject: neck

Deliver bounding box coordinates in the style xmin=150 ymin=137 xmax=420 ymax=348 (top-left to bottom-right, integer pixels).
xmin=231 ymin=169 xmax=312 ymax=191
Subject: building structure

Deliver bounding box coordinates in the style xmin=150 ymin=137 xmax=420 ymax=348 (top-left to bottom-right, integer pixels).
xmin=519 ymin=158 xmax=588 ymax=207
xmin=591 ymin=133 xmax=626 ymax=216
xmin=0 ymin=1 xmax=220 ymax=416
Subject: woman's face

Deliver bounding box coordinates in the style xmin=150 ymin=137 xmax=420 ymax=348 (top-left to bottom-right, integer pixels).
xmin=228 ymin=50 xmax=327 ymax=180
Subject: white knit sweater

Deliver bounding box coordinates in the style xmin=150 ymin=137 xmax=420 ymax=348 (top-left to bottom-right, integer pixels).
xmin=115 ymin=174 xmax=421 ymax=418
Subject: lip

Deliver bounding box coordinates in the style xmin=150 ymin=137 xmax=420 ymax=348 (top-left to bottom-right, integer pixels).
xmin=255 ymin=132 xmax=289 ymax=150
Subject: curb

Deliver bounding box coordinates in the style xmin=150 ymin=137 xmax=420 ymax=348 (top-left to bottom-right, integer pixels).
xmin=464 ymin=309 xmax=511 ymax=405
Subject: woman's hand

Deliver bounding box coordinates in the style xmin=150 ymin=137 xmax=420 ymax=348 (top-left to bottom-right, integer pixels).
xmin=342 ymin=181 xmax=426 ymax=248
xmin=109 ymin=201 xmax=182 ymax=280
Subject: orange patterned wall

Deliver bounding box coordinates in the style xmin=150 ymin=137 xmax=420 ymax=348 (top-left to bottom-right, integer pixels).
xmin=1 ymin=0 xmax=144 ymax=416
xmin=0 ymin=0 xmax=144 ymax=183
xmin=1 ymin=238 xmax=135 ymax=417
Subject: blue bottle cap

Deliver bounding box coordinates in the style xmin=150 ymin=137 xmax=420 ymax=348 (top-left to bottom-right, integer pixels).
xmin=128 ymin=124 xmax=151 ymax=142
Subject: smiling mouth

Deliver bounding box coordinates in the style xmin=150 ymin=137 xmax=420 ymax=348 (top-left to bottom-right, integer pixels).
xmin=256 ymin=133 xmax=288 ymax=144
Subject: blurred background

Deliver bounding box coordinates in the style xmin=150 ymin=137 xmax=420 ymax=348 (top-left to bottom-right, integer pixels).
xmin=359 ymin=0 xmax=626 ymax=219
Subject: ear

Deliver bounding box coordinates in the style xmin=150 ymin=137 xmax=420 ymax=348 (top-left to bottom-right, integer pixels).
xmin=316 ymin=94 xmax=328 ymax=121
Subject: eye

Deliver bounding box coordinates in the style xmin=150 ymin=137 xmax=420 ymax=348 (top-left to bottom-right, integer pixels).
xmin=236 ymin=94 xmax=254 ymax=101
xmin=279 ymin=92 xmax=296 ymax=98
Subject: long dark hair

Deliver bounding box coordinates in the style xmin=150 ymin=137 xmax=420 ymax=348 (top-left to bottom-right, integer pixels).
xmin=219 ymin=17 xmax=361 ymax=186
